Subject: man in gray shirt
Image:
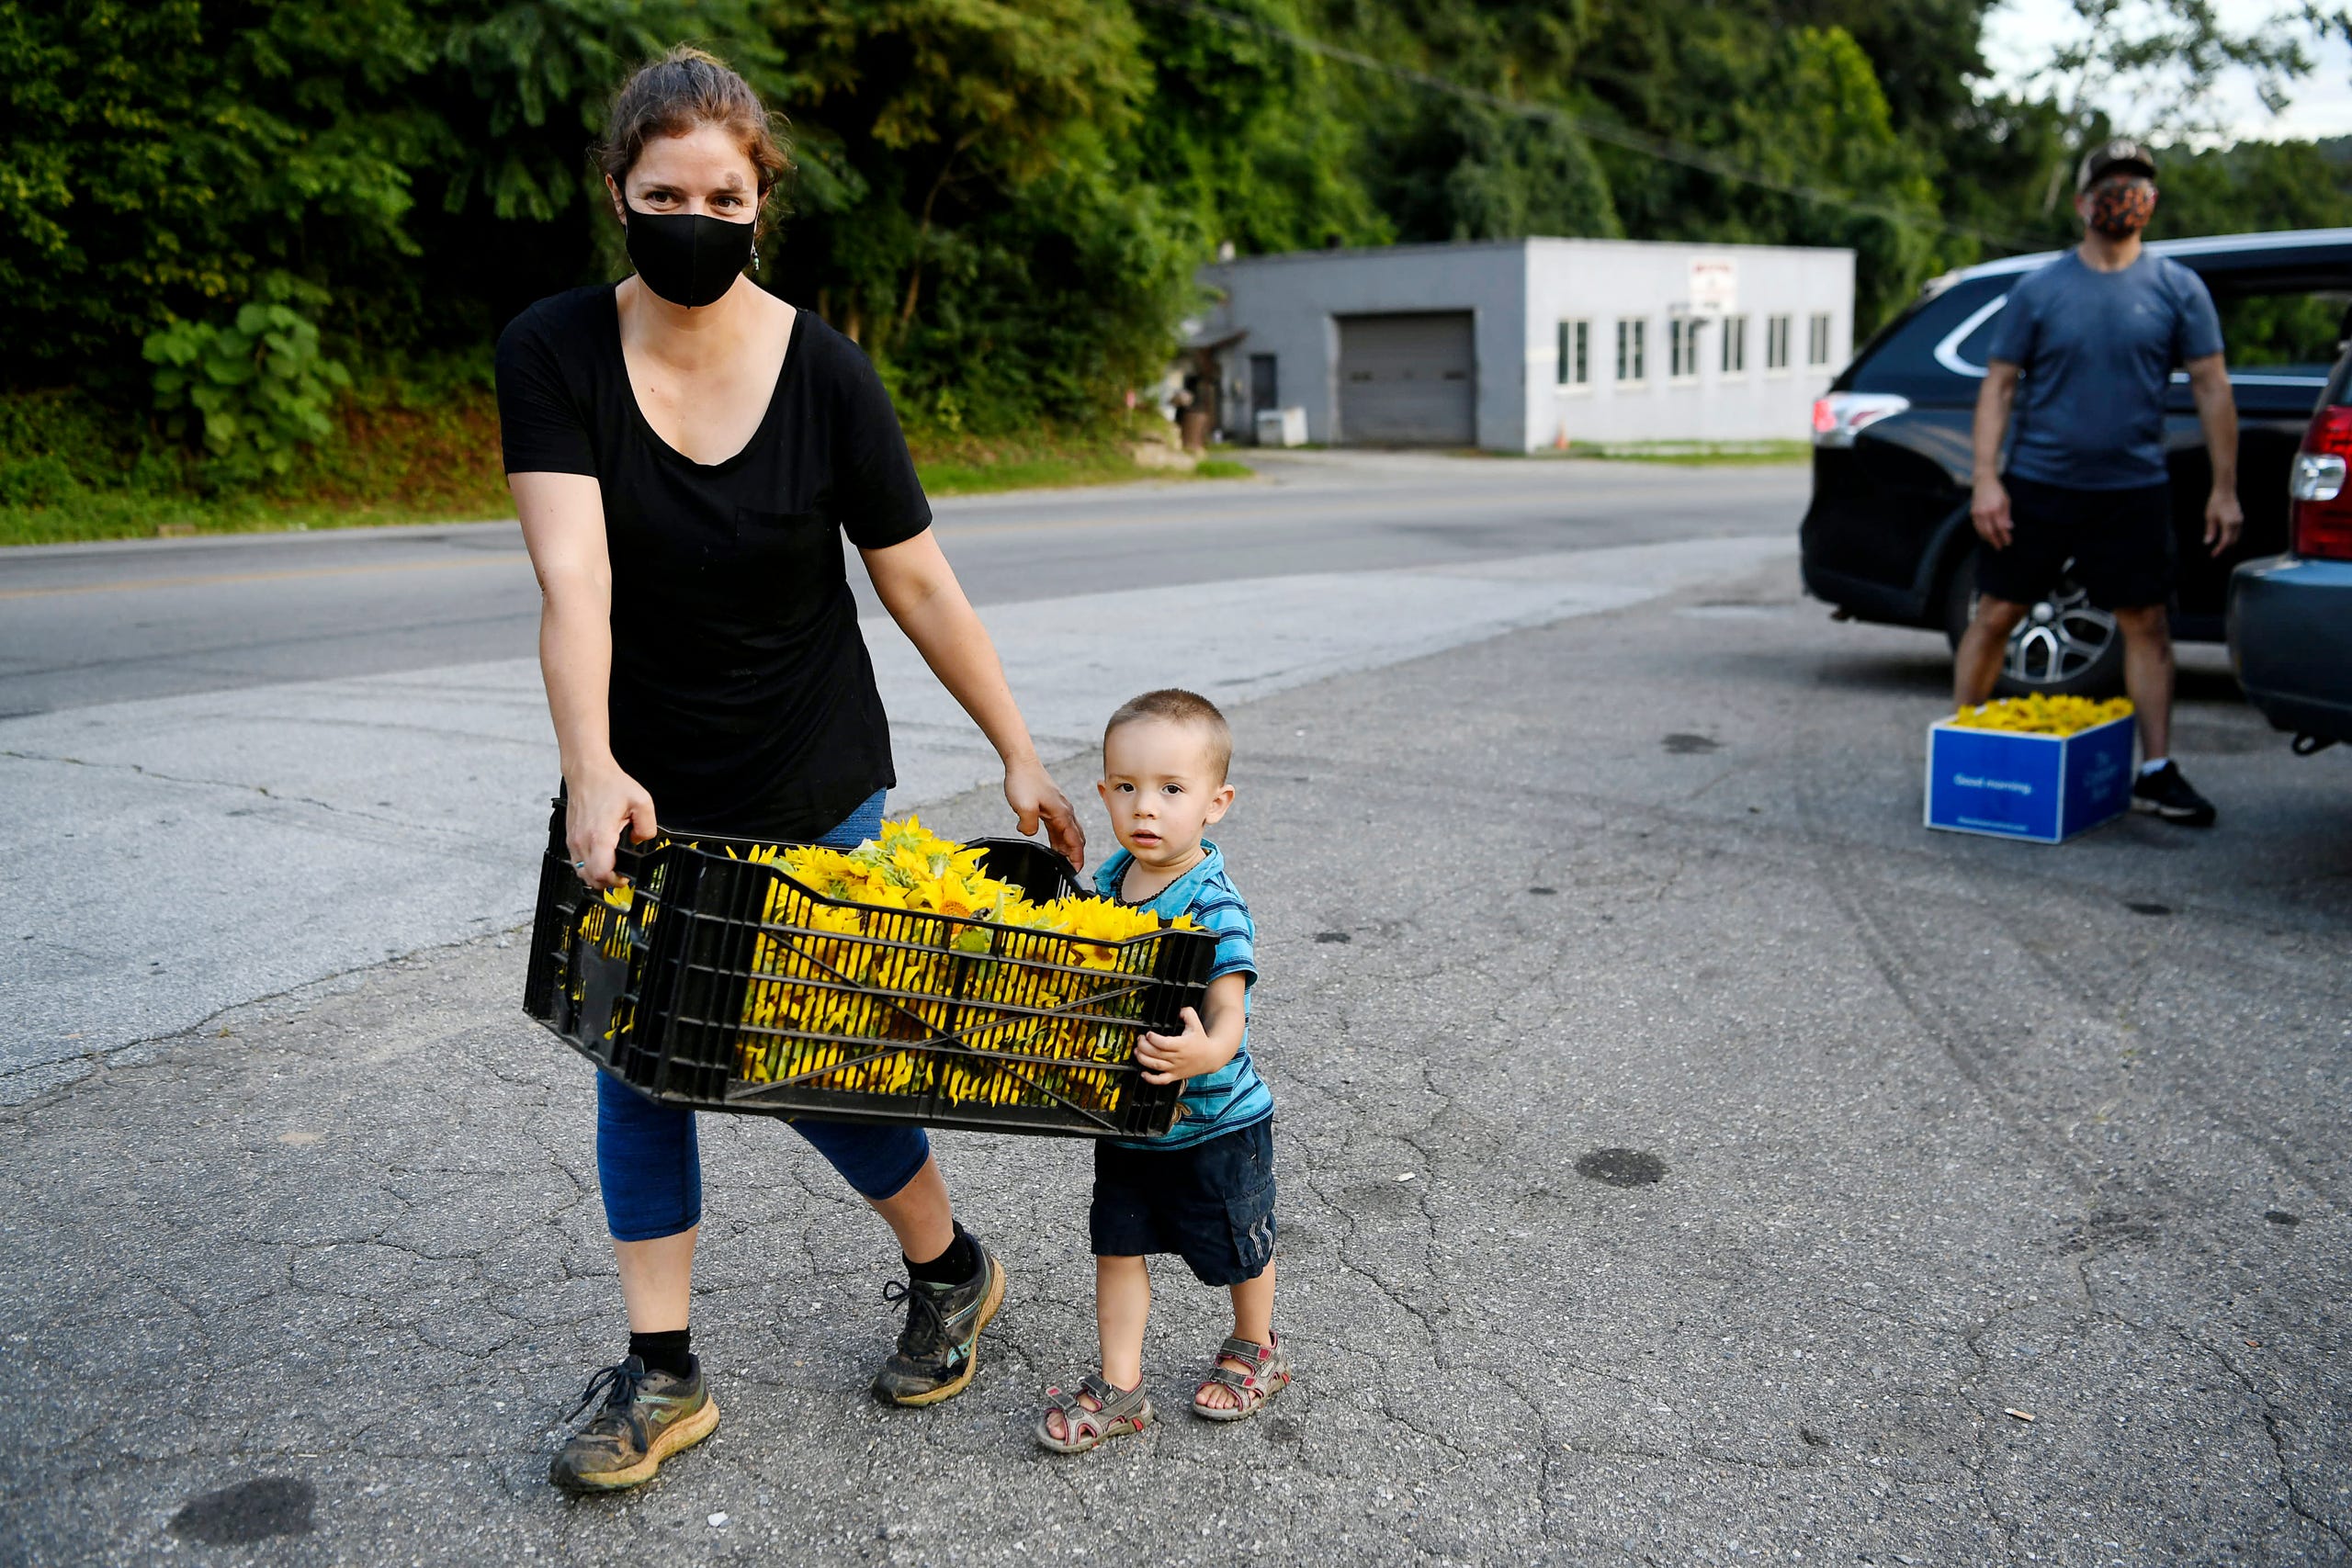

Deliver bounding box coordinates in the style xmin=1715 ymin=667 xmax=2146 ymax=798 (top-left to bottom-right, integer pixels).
xmin=1958 ymin=138 xmax=2243 ymax=826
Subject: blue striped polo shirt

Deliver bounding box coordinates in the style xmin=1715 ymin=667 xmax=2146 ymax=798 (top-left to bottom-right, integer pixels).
xmin=1095 ymin=840 xmax=1273 ymax=1149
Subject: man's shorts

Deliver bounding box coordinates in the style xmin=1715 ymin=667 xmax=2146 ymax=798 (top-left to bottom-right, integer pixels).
xmin=1978 ymin=474 xmax=2177 ymax=612
xmin=1090 ymin=1117 xmax=1275 ymax=1287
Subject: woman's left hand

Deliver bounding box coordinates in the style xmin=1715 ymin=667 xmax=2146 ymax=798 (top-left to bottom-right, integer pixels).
xmin=1006 ymin=757 xmax=1086 ymax=870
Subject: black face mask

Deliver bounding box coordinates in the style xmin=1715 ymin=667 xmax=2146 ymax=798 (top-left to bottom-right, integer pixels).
xmin=623 ymin=205 xmax=755 ymax=308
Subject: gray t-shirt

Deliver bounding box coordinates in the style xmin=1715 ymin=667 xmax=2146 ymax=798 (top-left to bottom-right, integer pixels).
xmin=1985 ymin=250 xmax=2224 ymax=491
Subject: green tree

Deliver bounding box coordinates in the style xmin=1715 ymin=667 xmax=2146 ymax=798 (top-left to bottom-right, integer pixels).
xmin=759 ymin=0 xmax=1155 ymax=353
xmin=0 ymin=0 xmax=771 ymax=389
xmin=1661 ymin=15 xmax=1953 ymax=321
xmin=1130 ymin=0 xmax=1388 ymax=254
xmin=2152 ymin=138 xmax=2352 ymax=367
xmin=1366 ymin=100 xmax=1620 ymax=242
xmin=0 ymin=0 xmax=426 ymax=389
xmin=1776 ymin=0 xmax=1996 ymax=141
xmin=2007 ymin=0 xmax=2329 ymax=213
xmin=0 ymin=0 xmax=1210 ymax=442
xmin=13 ymin=0 xmax=2352 ymax=501
xmin=735 ymin=0 xmax=1203 ymax=429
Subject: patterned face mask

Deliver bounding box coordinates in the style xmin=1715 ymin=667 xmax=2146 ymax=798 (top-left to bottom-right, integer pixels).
xmin=2086 ymin=178 xmax=2156 ymax=240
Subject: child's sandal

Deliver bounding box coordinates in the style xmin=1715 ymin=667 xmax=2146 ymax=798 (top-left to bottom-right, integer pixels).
xmin=1191 ymin=1333 xmax=1290 ymax=1422
xmin=1035 ymin=1373 xmax=1154 ymax=1454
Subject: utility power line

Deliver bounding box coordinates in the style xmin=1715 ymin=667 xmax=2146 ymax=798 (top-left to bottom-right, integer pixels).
xmin=1135 ymin=0 xmax=2043 ymax=254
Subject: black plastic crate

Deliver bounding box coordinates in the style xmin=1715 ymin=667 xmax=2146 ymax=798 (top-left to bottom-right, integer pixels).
xmin=523 ymin=802 xmax=1215 ymax=1138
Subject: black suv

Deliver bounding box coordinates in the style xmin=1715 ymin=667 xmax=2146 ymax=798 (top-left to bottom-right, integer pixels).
xmin=1800 ymin=229 xmax=2352 ymax=693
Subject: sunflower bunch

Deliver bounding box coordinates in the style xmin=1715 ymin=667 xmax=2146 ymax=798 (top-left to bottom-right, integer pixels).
xmin=721 ymin=818 xmax=1193 ymax=1112
xmin=564 ymin=873 xmax=664 ymax=1044
xmin=1950 ymin=694 xmax=2132 ymax=737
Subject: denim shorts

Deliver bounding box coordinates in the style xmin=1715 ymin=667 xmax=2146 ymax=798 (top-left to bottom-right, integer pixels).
xmin=594 ymin=787 xmax=932 ymax=1243
xmin=1090 ymin=1117 xmax=1276 ymax=1287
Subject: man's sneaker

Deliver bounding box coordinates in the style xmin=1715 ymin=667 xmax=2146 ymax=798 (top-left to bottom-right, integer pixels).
xmin=548 ymin=1355 xmax=719 ymax=1494
xmin=871 ymin=1239 xmax=1007 ymax=1406
xmin=2132 ymin=761 xmax=2218 ymax=827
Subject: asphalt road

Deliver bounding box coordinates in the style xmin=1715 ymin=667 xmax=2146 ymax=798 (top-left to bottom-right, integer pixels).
xmin=1 ymin=454 xmax=1800 ymax=1089
xmin=3 ymin=546 xmax=2345 ymax=1567
xmin=0 ymin=451 xmax=1801 ymax=717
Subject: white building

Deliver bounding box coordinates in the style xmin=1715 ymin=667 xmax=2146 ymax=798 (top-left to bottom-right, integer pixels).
xmin=1191 ymin=237 xmax=1855 ymax=450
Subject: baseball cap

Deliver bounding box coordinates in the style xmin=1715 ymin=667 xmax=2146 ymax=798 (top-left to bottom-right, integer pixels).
xmin=2077 ymin=137 xmax=2158 ymax=192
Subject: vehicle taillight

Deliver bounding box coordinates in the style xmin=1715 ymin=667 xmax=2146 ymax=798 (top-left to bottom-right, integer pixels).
xmin=2291 ymin=404 xmax=2352 ymax=559
xmin=1811 ymin=392 xmax=1909 ymax=448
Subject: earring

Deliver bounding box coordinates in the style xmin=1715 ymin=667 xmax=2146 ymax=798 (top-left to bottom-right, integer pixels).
xmin=752 ymin=241 xmax=762 ymax=272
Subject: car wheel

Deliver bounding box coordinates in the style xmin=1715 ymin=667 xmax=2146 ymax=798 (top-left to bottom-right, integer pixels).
xmin=1942 ymin=547 xmax=2127 ymax=697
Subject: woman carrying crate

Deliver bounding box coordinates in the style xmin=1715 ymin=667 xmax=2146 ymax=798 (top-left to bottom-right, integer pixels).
xmin=497 ymin=46 xmax=1083 ymax=1494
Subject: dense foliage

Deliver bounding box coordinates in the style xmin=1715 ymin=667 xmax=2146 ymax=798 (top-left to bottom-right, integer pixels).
xmin=6 ymin=0 xmax=2351 ymax=515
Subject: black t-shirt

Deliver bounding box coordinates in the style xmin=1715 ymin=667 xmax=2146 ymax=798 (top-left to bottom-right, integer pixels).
xmin=495 ymin=285 xmax=932 ymax=840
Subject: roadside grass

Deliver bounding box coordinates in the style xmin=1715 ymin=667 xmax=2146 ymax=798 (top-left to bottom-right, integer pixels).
xmin=919 ymin=454 xmax=1147 ymax=495
xmin=1 ymin=378 xmax=514 ymax=547
xmin=911 ymin=426 xmax=1249 ymax=494
xmin=0 ymin=492 xmax=513 ymax=547
xmin=1552 ymin=438 xmax=1811 ymax=465
xmin=0 ymin=392 xmax=1239 ymax=546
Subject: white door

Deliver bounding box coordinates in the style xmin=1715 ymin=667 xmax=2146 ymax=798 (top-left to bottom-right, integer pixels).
xmin=1337 ymin=312 xmax=1476 ymax=446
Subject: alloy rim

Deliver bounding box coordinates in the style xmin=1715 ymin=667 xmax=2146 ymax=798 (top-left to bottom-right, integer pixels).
xmin=1997 ymin=579 xmax=2118 ymax=686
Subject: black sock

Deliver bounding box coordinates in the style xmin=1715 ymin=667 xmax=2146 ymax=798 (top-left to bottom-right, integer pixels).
xmin=906 ymin=1221 xmax=980 ymax=1287
xmin=628 ymin=1327 xmax=693 ymax=1379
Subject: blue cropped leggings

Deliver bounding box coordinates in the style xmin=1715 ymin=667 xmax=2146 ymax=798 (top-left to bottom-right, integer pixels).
xmin=594 ymin=790 xmax=932 ymax=1243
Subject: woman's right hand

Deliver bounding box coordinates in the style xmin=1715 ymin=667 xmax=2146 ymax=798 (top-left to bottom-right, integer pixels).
xmin=565 ymin=760 xmax=659 ymax=888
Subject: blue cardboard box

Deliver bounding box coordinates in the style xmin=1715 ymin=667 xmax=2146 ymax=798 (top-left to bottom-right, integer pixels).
xmin=1925 ymin=715 xmax=2135 ymax=842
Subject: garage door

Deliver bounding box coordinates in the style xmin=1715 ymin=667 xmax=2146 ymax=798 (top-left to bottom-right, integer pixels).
xmin=1337 ymin=312 xmax=1476 ymax=446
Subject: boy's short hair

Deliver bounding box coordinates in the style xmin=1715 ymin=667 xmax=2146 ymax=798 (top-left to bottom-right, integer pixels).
xmin=1104 ymin=688 xmax=1232 ymax=784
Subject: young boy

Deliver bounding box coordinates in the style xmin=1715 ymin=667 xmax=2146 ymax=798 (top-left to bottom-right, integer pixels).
xmin=1036 ymin=689 xmax=1287 ymax=1452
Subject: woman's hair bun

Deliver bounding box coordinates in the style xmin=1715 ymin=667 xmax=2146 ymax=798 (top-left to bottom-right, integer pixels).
xmin=597 ymin=45 xmax=792 ymax=221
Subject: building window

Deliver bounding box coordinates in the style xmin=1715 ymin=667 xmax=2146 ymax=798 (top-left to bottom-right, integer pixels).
xmin=1249 ymin=353 xmax=1278 ymax=414
xmin=1807 ymin=312 xmax=1834 ymax=367
xmin=1765 ymin=314 xmax=1792 ymax=371
xmin=1668 ymin=318 xmax=1702 ymax=380
xmin=1721 ymin=314 xmax=1747 ymax=375
xmin=1615 ymin=318 xmax=1646 ymax=383
xmin=1556 ymin=320 xmax=1590 ymax=387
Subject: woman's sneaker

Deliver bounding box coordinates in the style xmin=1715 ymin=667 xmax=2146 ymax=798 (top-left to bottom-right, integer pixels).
xmin=548 ymin=1355 xmax=719 ymax=1493
xmin=871 ymin=1239 xmax=1006 ymax=1406
xmin=2131 ymin=761 xmax=2218 ymax=827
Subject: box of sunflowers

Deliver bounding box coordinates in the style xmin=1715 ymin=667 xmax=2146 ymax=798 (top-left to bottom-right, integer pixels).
xmin=523 ymin=807 xmax=1216 ymax=1138
xmin=1926 ymin=694 xmax=2135 ymax=843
